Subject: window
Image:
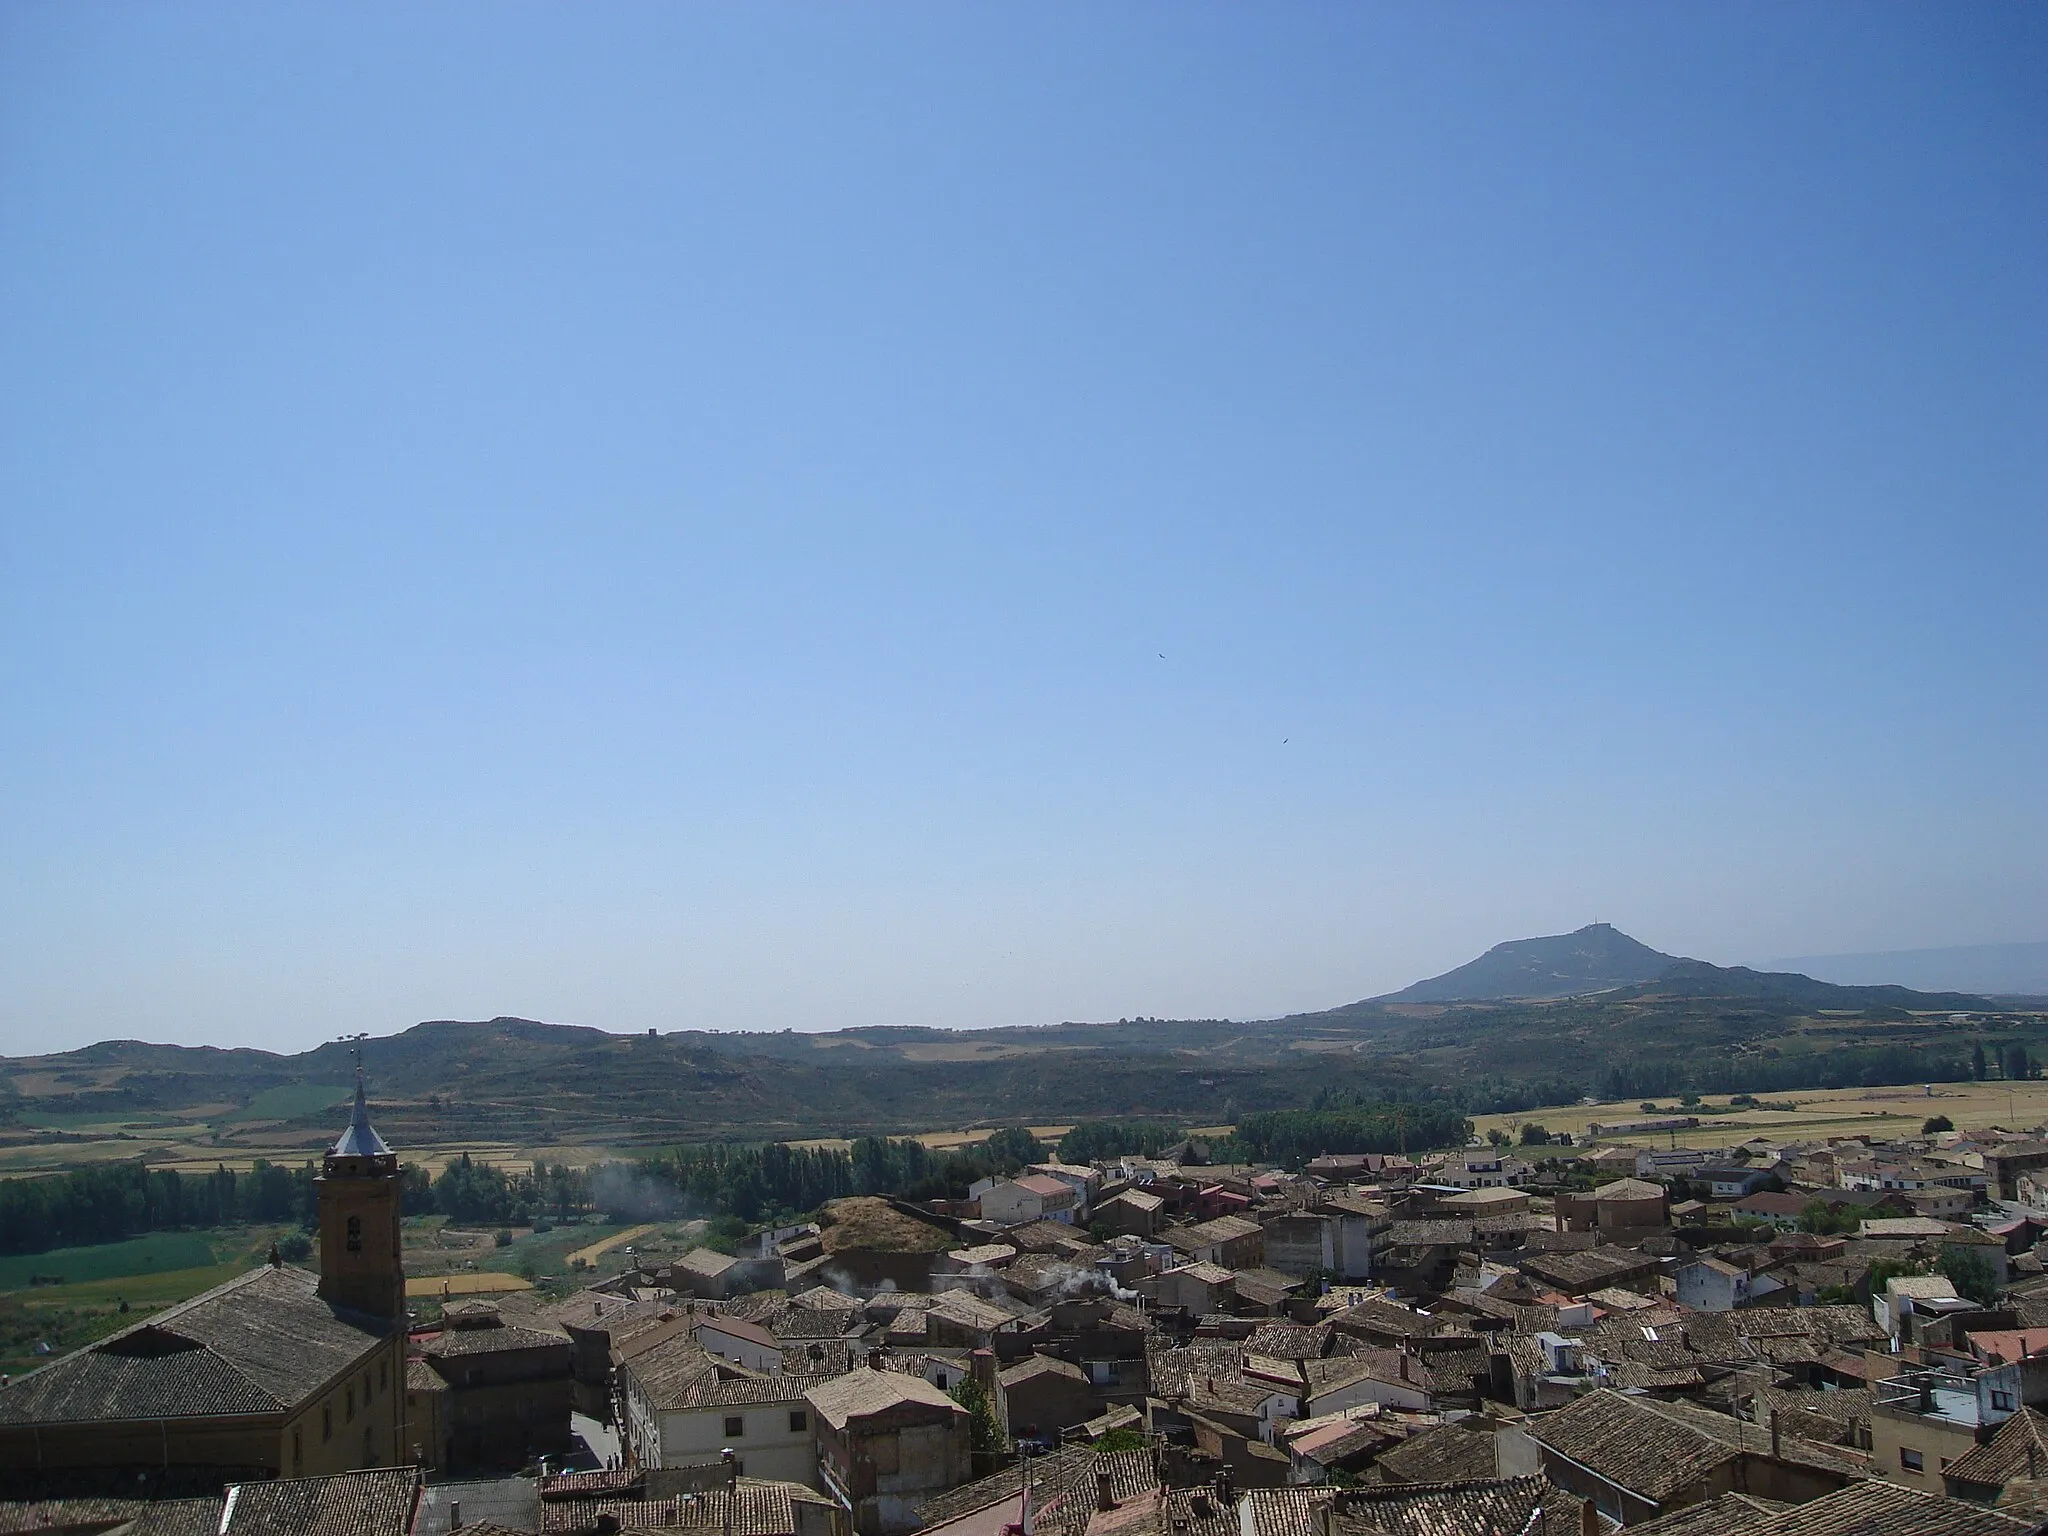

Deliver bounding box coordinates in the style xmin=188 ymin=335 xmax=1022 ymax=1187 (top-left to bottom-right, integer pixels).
xmin=292 ymin=1428 xmax=302 ymax=1473
xmin=323 ymin=1406 xmax=333 ymax=1442
xmin=379 ymin=1360 xmax=387 ymax=1392
xmin=1900 ymin=1448 xmax=1923 ymax=1473
xmin=346 ymin=1215 xmax=363 ymax=1253
xmin=725 ymin=1416 xmax=745 ymax=1439
xmin=346 ymin=1386 xmax=355 ymax=1422
xmin=790 ymin=1410 xmax=808 ymax=1433
xmin=1994 ymin=1391 xmax=2015 ymax=1411
xmin=934 ymin=1373 xmax=948 ymax=1390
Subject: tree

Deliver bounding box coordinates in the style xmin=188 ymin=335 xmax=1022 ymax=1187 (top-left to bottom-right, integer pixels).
xmin=1939 ymin=1246 xmax=2000 ymax=1307
xmin=1520 ymin=1123 xmax=1552 ymax=1147
xmin=1486 ymin=1128 xmax=1510 ymax=1149
xmin=1797 ymin=1198 xmax=1859 ymax=1237
xmin=950 ymin=1374 xmax=1004 ymax=1471
xmin=1973 ymin=1043 xmax=1988 ymax=1082
xmin=1865 ymin=1256 xmax=1925 ymax=1297
xmin=1923 ymin=1115 xmax=1954 ymax=1135
xmin=984 ymin=1127 xmax=1044 ymax=1169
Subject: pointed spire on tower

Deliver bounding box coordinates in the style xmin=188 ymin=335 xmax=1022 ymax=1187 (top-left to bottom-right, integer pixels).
xmin=331 ymin=1059 xmax=392 ymax=1159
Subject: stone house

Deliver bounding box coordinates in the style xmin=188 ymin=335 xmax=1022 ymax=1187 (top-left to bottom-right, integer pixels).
xmin=999 ymin=1355 xmax=1101 ymax=1442
xmin=1095 ymin=1189 xmax=1165 ymax=1239
xmin=1156 ymin=1263 xmax=1235 ymax=1315
xmin=417 ymin=1305 xmax=574 ymax=1472
xmin=1163 ymin=1215 xmax=1264 ymax=1270
xmin=806 ymin=1368 xmax=973 ymax=1536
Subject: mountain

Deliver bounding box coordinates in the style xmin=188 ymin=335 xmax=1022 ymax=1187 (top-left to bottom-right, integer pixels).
xmin=1375 ymin=922 xmax=1684 ymax=1003
xmin=1766 ymin=941 xmax=2048 ymax=999
xmin=3 ymin=931 xmax=2044 ymax=1150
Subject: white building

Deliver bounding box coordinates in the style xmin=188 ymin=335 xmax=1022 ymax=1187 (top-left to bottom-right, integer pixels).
xmin=979 ymin=1175 xmax=1080 ymax=1226
xmin=1441 ymin=1152 xmax=1534 ymax=1190
xmin=619 ymin=1337 xmax=821 ymax=1486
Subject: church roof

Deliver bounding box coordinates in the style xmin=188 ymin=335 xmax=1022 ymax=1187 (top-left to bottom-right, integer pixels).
xmin=331 ymin=1072 xmax=392 ymax=1159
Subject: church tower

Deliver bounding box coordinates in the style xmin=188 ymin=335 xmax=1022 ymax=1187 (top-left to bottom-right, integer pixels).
xmin=316 ymin=1069 xmax=406 ymax=1319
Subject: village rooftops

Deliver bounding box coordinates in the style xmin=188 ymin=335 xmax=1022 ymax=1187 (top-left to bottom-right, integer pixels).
xmin=1590 ymin=1178 xmax=1667 ymax=1202
xmin=927 ymin=1290 xmax=1025 ymax=1331
xmin=1711 ymin=1478 xmax=2038 ymax=1535
xmin=675 ymin=1247 xmax=742 ymax=1278
xmin=1164 ymin=1215 xmax=1263 ymax=1250
xmin=803 ymin=1367 xmax=965 ymax=1430
xmin=216 ymin=1468 xmax=421 ymax=1535
xmin=1943 ymin=1405 xmax=2048 ymax=1498
xmin=947 ymin=1244 xmax=1018 ymax=1268
xmin=1534 ymin=1387 xmax=1870 ymax=1511
xmin=1013 ymin=1175 xmax=1078 ymax=1200
xmin=998 ymin=1354 xmax=1087 ymax=1389
xmin=423 ymin=1320 xmax=569 ymax=1358
xmin=1861 ymin=1217 xmax=1964 ymax=1240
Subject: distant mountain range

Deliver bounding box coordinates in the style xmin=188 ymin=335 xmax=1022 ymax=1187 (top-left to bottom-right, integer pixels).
xmin=1767 ymin=941 xmax=2048 ymax=999
xmin=2 ymin=923 xmax=2041 ymax=1147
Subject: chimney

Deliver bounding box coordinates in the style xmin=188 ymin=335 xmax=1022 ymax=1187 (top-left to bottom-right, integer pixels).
xmin=1214 ymin=1467 xmax=1233 ymax=1507
xmin=868 ymin=1348 xmax=886 ymax=1371
xmin=449 ymin=1501 xmax=460 ymax=1531
xmin=1579 ymin=1497 xmax=1599 ymax=1536
xmin=972 ymin=1349 xmax=997 ymax=1394
xmin=1769 ymin=1409 xmax=1780 ymax=1461
xmin=1097 ymin=1471 xmax=1117 ymax=1512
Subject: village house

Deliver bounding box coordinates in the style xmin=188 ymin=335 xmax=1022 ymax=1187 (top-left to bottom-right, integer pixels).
xmin=1437 ymin=1151 xmax=1534 ymax=1190
xmin=619 ymin=1337 xmax=823 ymax=1486
xmin=1870 ymin=1352 xmax=2023 ymax=1491
xmin=980 ymin=1175 xmax=1081 ymax=1227
xmin=415 ymin=1301 xmax=574 ymax=1472
xmin=1555 ymin=1178 xmax=1669 ymax=1235
xmin=806 ymin=1367 xmax=973 ymax=1536
xmin=1162 ymin=1214 xmax=1265 ymax=1270
xmin=1094 ymin=1188 xmax=1165 ymax=1238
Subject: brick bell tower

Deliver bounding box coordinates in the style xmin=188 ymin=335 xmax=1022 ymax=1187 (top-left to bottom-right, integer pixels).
xmin=316 ymin=1066 xmax=405 ymax=1319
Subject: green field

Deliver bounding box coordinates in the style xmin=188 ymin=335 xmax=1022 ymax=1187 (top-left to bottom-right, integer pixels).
xmin=0 ymin=1232 xmax=221 ymax=1292
xmin=221 ymin=1083 xmax=353 ymax=1124
xmin=0 ymin=1231 xmax=280 ymax=1374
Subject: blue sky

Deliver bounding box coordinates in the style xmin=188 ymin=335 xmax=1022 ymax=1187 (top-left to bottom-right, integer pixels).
xmin=3 ymin=5 xmax=2043 ymax=1055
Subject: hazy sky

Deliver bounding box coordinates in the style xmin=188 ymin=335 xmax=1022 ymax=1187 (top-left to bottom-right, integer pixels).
xmin=3 ymin=6 xmax=2044 ymax=1056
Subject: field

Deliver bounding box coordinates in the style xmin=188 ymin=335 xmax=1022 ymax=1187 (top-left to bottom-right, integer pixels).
xmin=0 ymin=1232 xmax=219 ymax=1291
xmin=406 ymin=1272 xmax=533 ymax=1298
xmin=0 ymin=1229 xmax=281 ymax=1375
xmin=1470 ymin=1078 xmax=2048 ymax=1150
xmin=564 ymin=1223 xmax=659 ymax=1268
